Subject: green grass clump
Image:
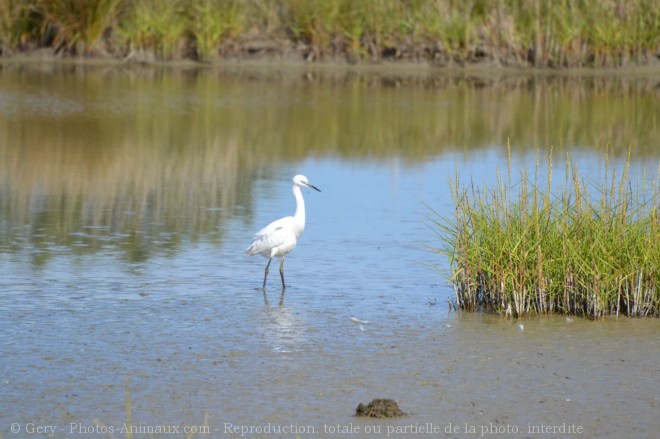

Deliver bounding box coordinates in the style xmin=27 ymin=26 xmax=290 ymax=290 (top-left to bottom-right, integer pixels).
xmin=432 ymin=147 xmax=660 ymax=318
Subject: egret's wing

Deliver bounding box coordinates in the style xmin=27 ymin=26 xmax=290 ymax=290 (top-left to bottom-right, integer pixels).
xmin=246 ymin=217 xmax=294 ymax=256
xmin=253 ymin=217 xmax=291 ymax=239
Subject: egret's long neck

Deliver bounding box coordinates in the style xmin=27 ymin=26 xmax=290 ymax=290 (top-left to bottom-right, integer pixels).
xmin=293 ymin=185 xmax=306 ymax=228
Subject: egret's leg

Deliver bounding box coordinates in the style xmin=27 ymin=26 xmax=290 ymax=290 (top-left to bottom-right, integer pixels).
xmin=263 ymin=258 xmax=272 ymax=289
xmin=279 ymin=258 xmax=286 ymax=289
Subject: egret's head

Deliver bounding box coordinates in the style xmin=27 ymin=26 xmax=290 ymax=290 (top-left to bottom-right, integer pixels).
xmin=293 ymin=175 xmax=321 ymax=192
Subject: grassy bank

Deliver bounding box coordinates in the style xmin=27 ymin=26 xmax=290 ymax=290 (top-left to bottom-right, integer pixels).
xmin=432 ymin=147 xmax=660 ymax=318
xmin=1 ymin=0 xmax=659 ymax=67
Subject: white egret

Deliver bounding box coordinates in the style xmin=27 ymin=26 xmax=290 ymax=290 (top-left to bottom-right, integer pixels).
xmin=246 ymin=175 xmax=321 ymax=289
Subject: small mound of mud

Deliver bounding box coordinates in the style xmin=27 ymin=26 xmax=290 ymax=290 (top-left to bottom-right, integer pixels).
xmin=355 ymin=399 xmax=406 ymax=418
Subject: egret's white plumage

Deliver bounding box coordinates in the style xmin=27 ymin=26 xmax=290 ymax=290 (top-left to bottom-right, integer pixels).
xmin=246 ymin=175 xmax=320 ymax=289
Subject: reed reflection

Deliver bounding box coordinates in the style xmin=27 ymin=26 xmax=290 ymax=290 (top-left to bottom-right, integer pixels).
xmin=0 ymin=64 xmax=657 ymax=262
xmin=0 ymin=137 xmax=250 ymax=264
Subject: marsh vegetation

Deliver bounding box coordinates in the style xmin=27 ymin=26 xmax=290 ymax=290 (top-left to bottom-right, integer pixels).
xmin=433 ymin=146 xmax=660 ymax=318
xmin=1 ymin=0 xmax=659 ymax=67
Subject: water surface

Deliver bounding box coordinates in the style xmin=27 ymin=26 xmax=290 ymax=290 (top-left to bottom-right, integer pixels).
xmin=1 ymin=63 xmax=659 ymax=438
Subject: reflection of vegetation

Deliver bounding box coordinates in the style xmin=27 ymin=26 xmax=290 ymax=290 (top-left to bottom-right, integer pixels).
xmin=1 ymin=0 xmax=658 ymax=67
xmin=0 ymin=67 xmax=257 ymax=263
xmin=0 ymin=65 xmax=658 ymax=262
xmin=0 ymin=135 xmax=249 ymax=264
xmin=432 ymin=148 xmax=660 ymax=318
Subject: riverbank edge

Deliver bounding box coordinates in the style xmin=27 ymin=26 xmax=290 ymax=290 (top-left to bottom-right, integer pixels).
xmin=3 ymin=48 xmax=660 ymax=79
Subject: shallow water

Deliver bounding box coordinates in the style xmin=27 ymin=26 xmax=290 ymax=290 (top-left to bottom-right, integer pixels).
xmin=1 ymin=63 xmax=659 ymax=438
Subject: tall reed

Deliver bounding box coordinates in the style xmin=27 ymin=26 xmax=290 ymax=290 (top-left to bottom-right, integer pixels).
xmin=38 ymin=0 xmax=124 ymax=55
xmin=117 ymin=0 xmax=187 ymax=61
xmin=432 ymin=146 xmax=660 ymax=318
xmin=0 ymin=0 xmax=36 ymax=53
xmin=189 ymin=0 xmax=245 ymax=62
